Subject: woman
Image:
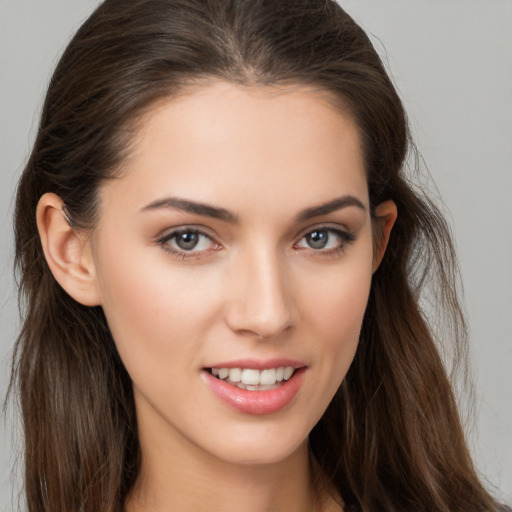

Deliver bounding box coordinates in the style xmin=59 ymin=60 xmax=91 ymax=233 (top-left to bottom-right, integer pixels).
xmin=8 ymin=0 xmax=504 ymax=510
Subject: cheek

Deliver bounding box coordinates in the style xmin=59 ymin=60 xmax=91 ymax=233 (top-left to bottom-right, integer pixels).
xmin=301 ymin=253 xmax=373 ymax=375
xmin=305 ymin=251 xmax=372 ymax=329
xmin=93 ymin=241 xmax=222 ymax=377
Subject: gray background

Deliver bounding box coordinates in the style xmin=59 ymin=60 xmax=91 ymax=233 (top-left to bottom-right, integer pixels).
xmin=1 ymin=0 xmax=511 ymax=509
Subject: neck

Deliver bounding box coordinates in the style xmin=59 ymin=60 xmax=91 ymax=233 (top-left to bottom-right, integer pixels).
xmin=126 ymin=435 xmax=316 ymax=512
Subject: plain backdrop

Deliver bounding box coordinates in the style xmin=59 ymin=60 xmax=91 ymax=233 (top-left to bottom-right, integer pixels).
xmin=1 ymin=1 xmax=511 ymax=509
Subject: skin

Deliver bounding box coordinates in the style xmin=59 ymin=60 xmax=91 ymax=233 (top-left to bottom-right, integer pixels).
xmin=37 ymin=81 xmax=396 ymax=512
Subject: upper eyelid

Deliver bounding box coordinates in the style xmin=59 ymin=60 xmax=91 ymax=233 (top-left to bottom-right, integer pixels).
xmin=293 ymin=225 xmax=356 ymax=250
xmin=156 ymin=228 xmax=220 ymax=258
xmin=294 ymin=222 xmax=352 ymax=240
xmin=156 ymin=225 xmax=217 ymax=242
xmin=155 ymin=228 xmax=218 ymax=254
xmin=155 ymin=223 xmax=354 ymax=249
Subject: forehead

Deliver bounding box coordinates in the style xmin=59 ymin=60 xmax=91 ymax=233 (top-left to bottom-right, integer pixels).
xmin=104 ymin=81 xmax=368 ymax=217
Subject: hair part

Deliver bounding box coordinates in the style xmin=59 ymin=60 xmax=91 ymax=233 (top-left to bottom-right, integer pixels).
xmin=10 ymin=1 xmax=499 ymax=511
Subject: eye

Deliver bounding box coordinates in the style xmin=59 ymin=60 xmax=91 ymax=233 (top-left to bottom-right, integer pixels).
xmin=157 ymin=228 xmax=220 ymax=258
xmin=294 ymin=227 xmax=355 ymax=253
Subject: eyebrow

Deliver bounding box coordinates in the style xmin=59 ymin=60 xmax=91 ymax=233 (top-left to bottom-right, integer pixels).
xmin=141 ymin=197 xmax=238 ymax=223
xmin=295 ymin=195 xmax=366 ymax=222
xmin=141 ymin=194 xmax=365 ymax=223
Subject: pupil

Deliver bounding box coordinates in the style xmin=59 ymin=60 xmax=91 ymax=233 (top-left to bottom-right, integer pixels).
xmin=307 ymin=230 xmax=328 ymax=249
xmin=177 ymin=232 xmax=199 ymax=250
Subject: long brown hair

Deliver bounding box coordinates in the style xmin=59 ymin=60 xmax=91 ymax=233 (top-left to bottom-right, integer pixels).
xmin=9 ymin=0 xmax=500 ymax=510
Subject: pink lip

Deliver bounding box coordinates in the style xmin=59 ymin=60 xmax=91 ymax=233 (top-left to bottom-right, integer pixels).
xmin=202 ymin=367 xmax=305 ymax=415
xmin=204 ymin=358 xmax=306 ymax=370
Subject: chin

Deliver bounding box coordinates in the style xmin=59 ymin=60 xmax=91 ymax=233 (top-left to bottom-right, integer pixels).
xmin=194 ymin=419 xmax=312 ymax=467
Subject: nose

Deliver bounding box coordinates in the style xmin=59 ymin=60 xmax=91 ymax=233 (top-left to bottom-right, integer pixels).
xmin=224 ymin=248 xmax=297 ymax=340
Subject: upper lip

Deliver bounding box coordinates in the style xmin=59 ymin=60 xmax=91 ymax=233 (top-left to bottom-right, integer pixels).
xmin=204 ymin=358 xmax=307 ymax=370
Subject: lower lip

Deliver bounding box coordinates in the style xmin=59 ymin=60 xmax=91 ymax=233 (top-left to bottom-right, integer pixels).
xmin=202 ymin=368 xmax=305 ymax=415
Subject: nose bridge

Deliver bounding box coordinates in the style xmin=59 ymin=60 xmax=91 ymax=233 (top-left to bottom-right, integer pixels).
xmin=225 ymin=242 xmax=295 ymax=339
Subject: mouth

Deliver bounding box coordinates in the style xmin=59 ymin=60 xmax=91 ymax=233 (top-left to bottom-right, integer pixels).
xmin=202 ymin=362 xmax=306 ymax=415
xmin=206 ymin=366 xmax=296 ymax=391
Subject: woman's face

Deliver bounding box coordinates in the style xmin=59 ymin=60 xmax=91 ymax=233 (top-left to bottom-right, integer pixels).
xmin=90 ymin=81 xmax=380 ymax=466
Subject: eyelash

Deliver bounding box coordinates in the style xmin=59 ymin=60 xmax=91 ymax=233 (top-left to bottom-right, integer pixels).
xmin=156 ymin=228 xmax=219 ymax=260
xmin=293 ymin=225 xmax=356 ymax=258
xmin=156 ymin=225 xmax=356 ymax=260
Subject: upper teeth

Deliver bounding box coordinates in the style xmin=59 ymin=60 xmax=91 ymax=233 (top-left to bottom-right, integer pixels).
xmin=211 ymin=366 xmax=295 ymax=386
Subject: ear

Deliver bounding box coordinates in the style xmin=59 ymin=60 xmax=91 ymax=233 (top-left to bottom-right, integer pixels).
xmin=36 ymin=193 xmax=101 ymax=306
xmin=372 ymin=200 xmax=397 ymax=273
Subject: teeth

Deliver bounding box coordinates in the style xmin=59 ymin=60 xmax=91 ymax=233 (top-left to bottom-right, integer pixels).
xmin=228 ymin=368 xmax=242 ymax=383
xmin=210 ymin=366 xmax=296 ymax=386
xmin=241 ymin=369 xmax=260 ymax=385
xmin=260 ymin=368 xmax=276 ymax=385
xmin=283 ymin=367 xmax=294 ymax=380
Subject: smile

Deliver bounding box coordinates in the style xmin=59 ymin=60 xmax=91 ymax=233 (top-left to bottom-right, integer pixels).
xmin=202 ymin=363 xmax=306 ymax=415
xmin=209 ymin=366 xmax=296 ymax=390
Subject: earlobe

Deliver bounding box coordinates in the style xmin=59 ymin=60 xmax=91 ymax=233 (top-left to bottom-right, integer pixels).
xmin=372 ymin=200 xmax=397 ymax=273
xmin=36 ymin=193 xmax=101 ymax=306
